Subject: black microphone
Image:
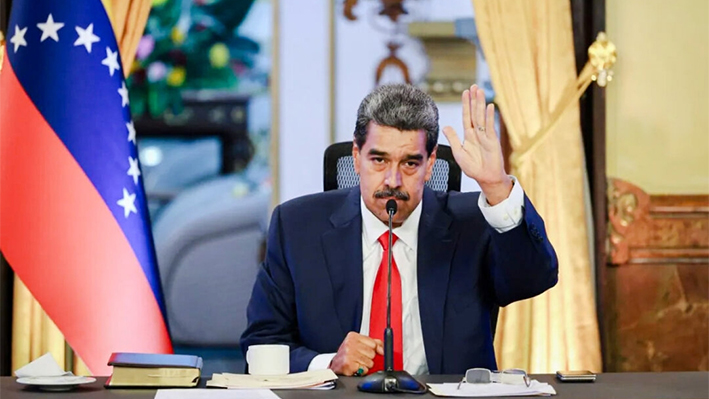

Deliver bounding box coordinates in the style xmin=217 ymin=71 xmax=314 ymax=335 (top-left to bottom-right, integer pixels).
xmin=383 ymin=199 xmax=396 ymax=372
xmin=358 ymin=200 xmax=427 ymax=394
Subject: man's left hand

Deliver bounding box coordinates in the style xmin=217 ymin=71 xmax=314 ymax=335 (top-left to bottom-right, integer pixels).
xmin=442 ymin=84 xmax=512 ymax=205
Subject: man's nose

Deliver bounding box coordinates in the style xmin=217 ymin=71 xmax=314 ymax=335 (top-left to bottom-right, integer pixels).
xmin=384 ymin=165 xmax=402 ymax=188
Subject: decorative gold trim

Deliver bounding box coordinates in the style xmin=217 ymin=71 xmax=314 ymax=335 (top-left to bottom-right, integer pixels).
xmin=588 ymin=32 xmax=616 ymax=87
xmin=375 ymin=42 xmax=411 ymax=85
xmin=343 ymin=0 xmax=407 ymax=23
xmin=607 ymin=178 xmax=650 ymax=265
xmin=343 ymin=0 xmax=358 ymax=21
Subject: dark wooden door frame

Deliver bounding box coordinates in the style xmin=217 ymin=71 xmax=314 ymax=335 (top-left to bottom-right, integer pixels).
xmin=570 ymin=0 xmax=607 ymax=370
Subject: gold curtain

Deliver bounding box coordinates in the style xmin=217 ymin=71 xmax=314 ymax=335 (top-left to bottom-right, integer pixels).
xmin=10 ymin=0 xmax=152 ymax=375
xmin=472 ymin=0 xmax=602 ymax=372
xmin=11 ymin=279 xmax=91 ymax=375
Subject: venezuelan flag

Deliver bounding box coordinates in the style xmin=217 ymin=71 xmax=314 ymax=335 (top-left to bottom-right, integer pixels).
xmin=1 ymin=0 xmax=172 ymax=375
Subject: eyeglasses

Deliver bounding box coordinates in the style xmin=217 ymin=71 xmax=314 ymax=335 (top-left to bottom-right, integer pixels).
xmin=457 ymin=368 xmax=531 ymax=389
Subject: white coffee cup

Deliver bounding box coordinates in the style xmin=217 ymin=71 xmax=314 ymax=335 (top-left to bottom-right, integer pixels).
xmin=246 ymin=344 xmax=289 ymax=375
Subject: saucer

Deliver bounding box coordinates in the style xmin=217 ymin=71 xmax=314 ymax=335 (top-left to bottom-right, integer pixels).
xmin=16 ymin=376 xmax=96 ymax=391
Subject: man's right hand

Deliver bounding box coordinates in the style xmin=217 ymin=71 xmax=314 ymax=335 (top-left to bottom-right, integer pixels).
xmin=328 ymin=332 xmax=384 ymax=376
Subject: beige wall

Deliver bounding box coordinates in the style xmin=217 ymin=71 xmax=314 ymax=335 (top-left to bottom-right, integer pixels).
xmin=606 ymin=0 xmax=709 ymax=194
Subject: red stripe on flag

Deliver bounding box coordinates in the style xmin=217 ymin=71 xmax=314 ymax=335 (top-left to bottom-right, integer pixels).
xmin=0 ymin=54 xmax=172 ymax=375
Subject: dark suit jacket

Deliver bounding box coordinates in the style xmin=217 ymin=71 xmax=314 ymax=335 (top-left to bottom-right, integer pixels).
xmin=240 ymin=186 xmax=558 ymax=374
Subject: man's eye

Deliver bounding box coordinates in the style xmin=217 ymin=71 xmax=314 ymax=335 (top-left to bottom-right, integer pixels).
xmin=405 ymin=161 xmax=420 ymax=168
xmin=372 ymin=158 xmax=385 ymax=164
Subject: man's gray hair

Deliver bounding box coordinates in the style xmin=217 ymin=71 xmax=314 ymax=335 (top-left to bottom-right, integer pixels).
xmin=354 ymin=84 xmax=439 ymax=155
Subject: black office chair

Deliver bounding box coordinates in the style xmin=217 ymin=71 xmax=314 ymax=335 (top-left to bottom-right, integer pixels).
xmin=322 ymin=141 xmax=499 ymax=338
xmin=323 ymin=142 xmax=462 ymax=192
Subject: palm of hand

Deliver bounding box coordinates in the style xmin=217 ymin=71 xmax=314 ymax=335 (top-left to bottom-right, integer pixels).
xmin=442 ymin=85 xmax=507 ymax=186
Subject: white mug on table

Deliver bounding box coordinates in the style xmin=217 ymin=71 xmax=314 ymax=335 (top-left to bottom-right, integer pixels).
xmin=246 ymin=344 xmax=289 ymax=375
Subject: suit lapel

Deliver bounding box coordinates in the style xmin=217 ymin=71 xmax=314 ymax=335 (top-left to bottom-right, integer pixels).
xmin=417 ymin=187 xmax=455 ymax=374
xmin=321 ymin=188 xmax=364 ymax=336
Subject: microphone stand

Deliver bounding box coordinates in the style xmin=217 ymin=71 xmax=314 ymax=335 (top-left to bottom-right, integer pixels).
xmin=358 ymin=200 xmax=427 ymax=394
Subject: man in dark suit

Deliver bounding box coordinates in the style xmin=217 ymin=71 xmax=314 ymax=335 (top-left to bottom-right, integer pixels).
xmin=241 ymin=84 xmax=558 ymax=376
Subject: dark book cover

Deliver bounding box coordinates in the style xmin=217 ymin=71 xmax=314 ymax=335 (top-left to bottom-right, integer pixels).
xmin=107 ymin=352 xmax=203 ymax=369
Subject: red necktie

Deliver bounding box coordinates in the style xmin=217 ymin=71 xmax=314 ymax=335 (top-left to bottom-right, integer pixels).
xmin=369 ymin=231 xmax=403 ymax=372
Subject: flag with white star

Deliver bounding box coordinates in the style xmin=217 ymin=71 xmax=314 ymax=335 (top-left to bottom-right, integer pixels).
xmin=0 ymin=0 xmax=172 ymax=375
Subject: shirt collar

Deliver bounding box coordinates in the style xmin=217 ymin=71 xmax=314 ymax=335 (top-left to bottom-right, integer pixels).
xmin=360 ymin=196 xmax=422 ymax=250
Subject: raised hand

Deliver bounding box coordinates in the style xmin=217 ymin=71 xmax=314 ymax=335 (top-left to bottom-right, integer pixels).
xmin=442 ymin=84 xmax=512 ymax=205
xmin=329 ymin=332 xmax=384 ymax=376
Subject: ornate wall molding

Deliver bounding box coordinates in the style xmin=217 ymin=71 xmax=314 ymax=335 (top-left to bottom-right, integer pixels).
xmin=607 ymin=178 xmax=709 ymax=265
xmin=607 ymin=178 xmax=649 ymax=264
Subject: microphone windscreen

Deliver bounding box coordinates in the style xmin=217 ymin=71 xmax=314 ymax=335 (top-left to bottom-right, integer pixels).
xmin=386 ymin=199 xmax=397 ymax=215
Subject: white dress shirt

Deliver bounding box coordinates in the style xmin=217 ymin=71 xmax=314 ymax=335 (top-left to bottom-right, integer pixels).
xmin=308 ymin=176 xmax=526 ymax=374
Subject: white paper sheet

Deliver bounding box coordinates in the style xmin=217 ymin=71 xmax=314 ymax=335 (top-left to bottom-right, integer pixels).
xmin=207 ymin=369 xmax=337 ymax=389
xmin=428 ymin=381 xmax=556 ymax=397
xmin=154 ymin=388 xmax=280 ymax=399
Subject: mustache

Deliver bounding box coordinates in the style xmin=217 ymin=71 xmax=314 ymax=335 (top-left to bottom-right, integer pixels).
xmin=374 ymin=187 xmax=410 ymax=201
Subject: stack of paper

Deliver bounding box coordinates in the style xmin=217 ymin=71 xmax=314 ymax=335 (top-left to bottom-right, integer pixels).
xmin=156 ymin=389 xmax=280 ymax=399
xmin=428 ymin=380 xmax=556 ymax=397
xmin=207 ymin=369 xmax=337 ymax=390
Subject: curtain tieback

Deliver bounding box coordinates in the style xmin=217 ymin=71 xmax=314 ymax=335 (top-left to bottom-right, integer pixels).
xmin=510 ymin=33 xmax=617 ymax=172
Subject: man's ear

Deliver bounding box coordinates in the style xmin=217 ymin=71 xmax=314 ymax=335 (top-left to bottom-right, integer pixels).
xmin=352 ymin=140 xmax=361 ymax=175
xmin=424 ymin=145 xmax=437 ymax=182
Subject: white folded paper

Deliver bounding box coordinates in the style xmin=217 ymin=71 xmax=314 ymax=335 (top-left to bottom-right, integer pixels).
xmin=14 ymin=353 xmax=72 ymax=378
xmin=155 ymin=388 xmax=280 ymax=399
xmin=428 ymin=380 xmax=556 ymax=397
xmin=14 ymin=352 xmax=95 ymax=386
